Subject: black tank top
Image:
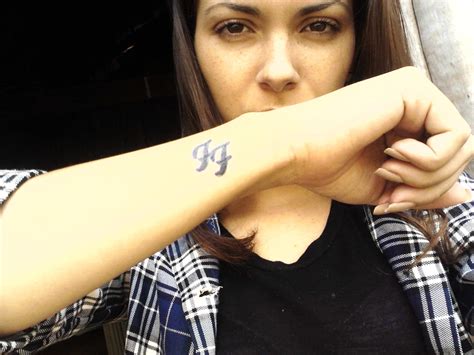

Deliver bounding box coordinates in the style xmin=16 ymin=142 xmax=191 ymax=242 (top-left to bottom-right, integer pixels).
xmin=216 ymin=201 xmax=427 ymax=354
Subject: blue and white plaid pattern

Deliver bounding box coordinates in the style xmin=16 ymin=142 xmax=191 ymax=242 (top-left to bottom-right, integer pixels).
xmin=364 ymin=172 xmax=474 ymax=353
xmin=0 ymin=170 xmax=45 ymax=205
xmin=0 ymin=170 xmax=473 ymax=354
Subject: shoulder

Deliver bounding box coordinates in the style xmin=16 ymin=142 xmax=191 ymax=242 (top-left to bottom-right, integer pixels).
xmin=443 ymin=172 xmax=473 ymax=246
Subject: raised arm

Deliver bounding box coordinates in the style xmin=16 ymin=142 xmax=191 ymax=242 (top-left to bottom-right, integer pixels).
xmin=0 ymin=113 xmax=289 ymax=335
xmin=1 ymin=67 xmax=472 ymax=335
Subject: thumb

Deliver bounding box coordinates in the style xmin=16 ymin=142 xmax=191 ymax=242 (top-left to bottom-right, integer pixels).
xmin=415 ymin=182 xmax=472 ymax=210
xmin=373 ymin=182 xmax=472 ymax=215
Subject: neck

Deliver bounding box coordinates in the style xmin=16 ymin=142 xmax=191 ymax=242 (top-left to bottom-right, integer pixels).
xmin=220 ymin=185 xmax=332 ymax=263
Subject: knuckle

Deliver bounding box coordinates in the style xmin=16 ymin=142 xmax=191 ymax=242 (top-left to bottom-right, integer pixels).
xmin=452 ymin=126 xmax=472 ymax=146
xmin=428 ymin=157 xmax=444 ymax=172
xmin=400 ymin=66 xmax=424 ymax=80
xmin=409 ymin=179 xmax=432 ymax=189
xmin=460 ymin=125 xmax=472 ymax=140
xmin=469 ymin=135 xmax=474 ymax=156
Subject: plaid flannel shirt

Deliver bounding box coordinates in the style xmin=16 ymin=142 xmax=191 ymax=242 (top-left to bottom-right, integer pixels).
xmin=0 ymin=169 xmax=473 ymax=354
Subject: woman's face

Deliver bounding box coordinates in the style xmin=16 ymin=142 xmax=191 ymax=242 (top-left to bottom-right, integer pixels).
xmin=194 ymin=0 xmax=355 ymax=121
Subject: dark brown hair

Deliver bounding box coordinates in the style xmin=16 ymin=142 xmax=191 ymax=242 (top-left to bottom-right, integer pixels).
xmin=171 ymin=0 xmax=455 ymax=265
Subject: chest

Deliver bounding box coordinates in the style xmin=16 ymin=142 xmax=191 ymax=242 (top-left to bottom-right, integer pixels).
xmin=125 ymin=206 xmax=472 ymax=354
xmin=216 ymin=210 xmax=428 ymax=353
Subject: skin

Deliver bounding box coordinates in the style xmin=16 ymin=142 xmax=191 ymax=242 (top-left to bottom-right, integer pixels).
xmin=194 ymin=0 xmax=357 ymax=262
xmin=0 ymin=0 xmax=472 ymax=335
xmin=195 ymin=0 xmax=355 ymax=121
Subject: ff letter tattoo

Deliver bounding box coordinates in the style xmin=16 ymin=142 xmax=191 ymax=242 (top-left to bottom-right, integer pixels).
xmin=192 ymin=139 xmax=232 ymax=176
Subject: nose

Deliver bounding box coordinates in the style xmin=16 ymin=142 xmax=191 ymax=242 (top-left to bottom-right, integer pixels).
xmin=256 ymin=35 xmax=300 ymax=93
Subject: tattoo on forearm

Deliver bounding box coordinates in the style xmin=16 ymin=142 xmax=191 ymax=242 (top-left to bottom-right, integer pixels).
xmin=192 ymin=139 xmax=232 ymax=176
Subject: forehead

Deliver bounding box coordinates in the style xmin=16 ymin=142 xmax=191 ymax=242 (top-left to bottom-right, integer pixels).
xmin=197 ymin=0 xmax=353 ymax=13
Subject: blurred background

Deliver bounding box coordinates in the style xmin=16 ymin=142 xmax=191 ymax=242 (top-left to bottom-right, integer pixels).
xmin=1 ymin=1 xmax=179 ymax=171
xmin=1 ymin=2 xmax=177 ymax=353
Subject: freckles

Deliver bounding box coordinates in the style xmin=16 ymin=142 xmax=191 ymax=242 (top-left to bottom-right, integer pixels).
xmin=202 ymin=57 xmax=224 ymax=84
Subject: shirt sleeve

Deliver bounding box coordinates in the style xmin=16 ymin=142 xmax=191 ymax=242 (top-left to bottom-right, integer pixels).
xmin=0 ymin=273 xmax=130 ymax=354
xmin=0 ymin=169 xmax=46 ymax=205
xmin=0 ymin=169 xmax=131 ymax=353
xmin=444 ymin=172 xmax=474 ymax=335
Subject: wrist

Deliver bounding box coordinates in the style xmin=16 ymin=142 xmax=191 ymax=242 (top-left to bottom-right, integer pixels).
xmin=235 ymin=111 xmax=297 ymax=193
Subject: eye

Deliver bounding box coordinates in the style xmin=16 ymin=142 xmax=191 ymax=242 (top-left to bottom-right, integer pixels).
xmin=215 ymin=21 xmax=252 ymax=36
xmin=226 ymin=22 xmax=246 ymax=34
xmin=302 ymin=19 xmax=340 ymax=34
xmin=309 ymin=22 xmax=328 ymax=32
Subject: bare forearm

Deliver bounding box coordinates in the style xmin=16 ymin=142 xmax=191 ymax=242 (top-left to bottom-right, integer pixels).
xmin=1 ymin=67 xmax=471 ymax=335
xmin=0 ymin=113 xmax=289 ymax=334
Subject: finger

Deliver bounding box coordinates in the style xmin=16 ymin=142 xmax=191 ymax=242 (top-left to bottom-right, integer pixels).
xmin=377 ymin=139 xmax=473 ymax=188
xmin=386 ymin=133 xmax=472 ymax=171
xmin=421 ymin=86 xmax=472 ymax=138
xmin=386 ymin=166 xmax=467 ymax=209
xmin=415 ymin=182 xmax=472 ymax=210
xmin=400 ymin=72 xmax=471 ymax=139
xmin=374 ymin=181 xmax=472 ymax=215
xmin=374 ymin=181 xmax=397 ymax=205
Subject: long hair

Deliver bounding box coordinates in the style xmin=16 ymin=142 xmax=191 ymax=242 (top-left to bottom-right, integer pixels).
xmin=171 ymin=0 xmax=455 ymax=265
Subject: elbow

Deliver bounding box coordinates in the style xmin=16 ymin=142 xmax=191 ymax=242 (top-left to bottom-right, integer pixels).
xmin=0 ymin=206 xmax=34 ymax=336
xmin=0 ymin=271 xmax=29 ymax=337
xmin=0 ymin=298 xmax=33 ymax=337
xmin=0 ymin=312 xmax=18 ymax=337
xmin=0 ymin=295 xmax=19 ymax=336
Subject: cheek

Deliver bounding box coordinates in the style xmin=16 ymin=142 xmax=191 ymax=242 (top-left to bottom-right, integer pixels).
xmin=197 ymin=45 xmax=258 ymax=120
xmin=199 ymin=45 xmax=256 ymax=87
xmin=299 ymin=39 xmax=355 ymax=93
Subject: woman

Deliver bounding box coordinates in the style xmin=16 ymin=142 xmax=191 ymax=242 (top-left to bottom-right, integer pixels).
xmin=0 ymin=0 xmax=473 ymax=353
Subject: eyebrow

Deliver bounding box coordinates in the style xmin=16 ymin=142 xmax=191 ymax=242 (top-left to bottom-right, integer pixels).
xmin=204 ymin=3 xmax=260 ymax=16
xmin=204 ymin=1 xmax=350 ymax=17
xmin=298 ymin=1 xmax=351 ymax=17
